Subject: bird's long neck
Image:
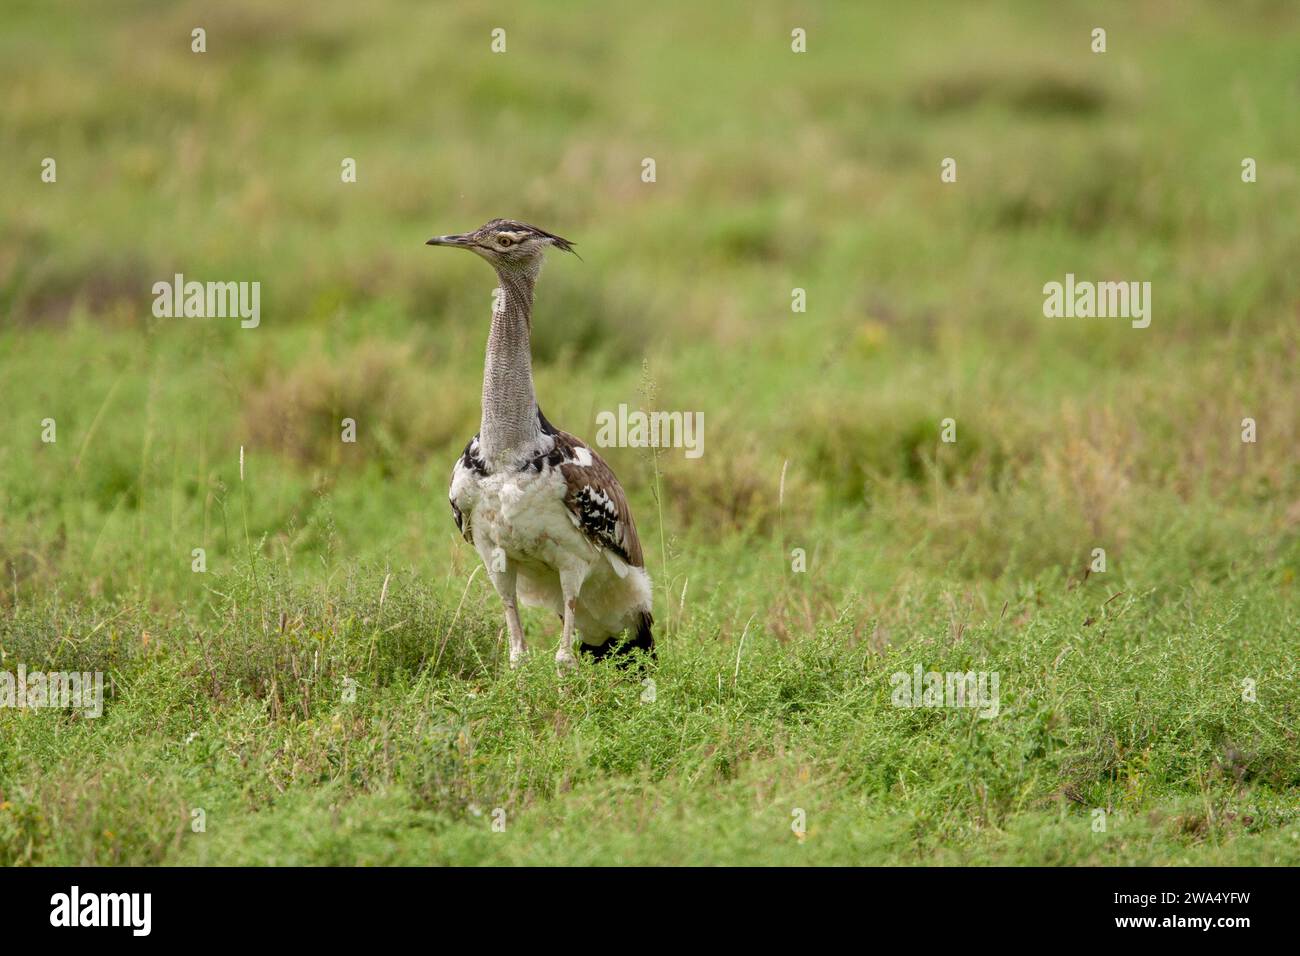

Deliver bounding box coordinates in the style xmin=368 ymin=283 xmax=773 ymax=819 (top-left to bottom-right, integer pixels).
xmin=479 ymin=267 xmax=540 ymax=462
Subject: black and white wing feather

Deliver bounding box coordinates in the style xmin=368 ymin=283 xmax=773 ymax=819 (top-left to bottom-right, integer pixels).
xmin=448 ymin=434 xmax=487 ymax=544
xmin=538 ymin=412 xmax=644 ymax=570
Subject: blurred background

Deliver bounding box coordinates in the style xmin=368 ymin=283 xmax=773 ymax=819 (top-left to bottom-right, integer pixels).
xmin=2 ymin=0 xmax=1300 ymax=868
xmin=0 ymin=0 xmax=1296 ymax=621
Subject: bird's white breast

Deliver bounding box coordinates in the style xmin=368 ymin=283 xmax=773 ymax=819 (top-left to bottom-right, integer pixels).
xmin=456 ymin=462 xmax=594 ymax=570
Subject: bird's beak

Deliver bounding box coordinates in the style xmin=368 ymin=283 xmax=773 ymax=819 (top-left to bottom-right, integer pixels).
xmin=425 ymin=234 xmax=471 ymax=247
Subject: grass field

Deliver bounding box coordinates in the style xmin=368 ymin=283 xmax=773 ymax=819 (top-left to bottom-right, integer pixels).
xmin=1 ymin=0 xmax=1297 ymax=865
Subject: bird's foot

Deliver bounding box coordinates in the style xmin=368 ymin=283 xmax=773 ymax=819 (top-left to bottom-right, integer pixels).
xmin=509 ymin=649 xmax=529 ymax=670
xmin=554 ymin=648 xmax=578 ymax=673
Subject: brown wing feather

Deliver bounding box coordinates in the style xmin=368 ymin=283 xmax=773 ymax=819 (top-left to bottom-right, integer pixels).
xmin=549 ymin=430 xmax=645 ymax=568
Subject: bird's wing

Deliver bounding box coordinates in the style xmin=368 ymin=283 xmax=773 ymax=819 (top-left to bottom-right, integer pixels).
xmin=546 ymin=428 xmax=645 ymax=569
xmin=448 ymin=434 xmax=485 ymax=544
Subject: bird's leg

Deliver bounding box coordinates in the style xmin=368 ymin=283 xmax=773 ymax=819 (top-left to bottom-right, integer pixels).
xmin=555 ymin=568 xmax=584 ymax=671
xmin=556 ymin=598 xmax=578 ymax=671
xmin=503 ymin=598 xmax=527 ymax=669
xmin=486 ymin=558 xmax=527 ymax=668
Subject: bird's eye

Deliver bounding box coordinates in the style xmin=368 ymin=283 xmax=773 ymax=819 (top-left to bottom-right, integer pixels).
xmin=497 ymin=236 xmax=513 ymax=247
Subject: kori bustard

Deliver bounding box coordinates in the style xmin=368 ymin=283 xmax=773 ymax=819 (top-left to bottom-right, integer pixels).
xmin=427 ymin=219 xmax=654 ymax=669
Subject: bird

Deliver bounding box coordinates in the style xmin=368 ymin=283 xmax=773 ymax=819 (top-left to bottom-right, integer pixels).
xmin=427 ymin=219 xmax=654 ymax=670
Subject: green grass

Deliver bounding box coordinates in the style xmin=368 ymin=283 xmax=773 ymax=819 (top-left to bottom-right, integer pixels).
xmin=1 ymin=0 xmax=1297 ymax=865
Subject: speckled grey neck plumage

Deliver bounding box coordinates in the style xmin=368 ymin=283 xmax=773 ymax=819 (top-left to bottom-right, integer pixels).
xmin=479 ymin=262 xmax=542 ymax=462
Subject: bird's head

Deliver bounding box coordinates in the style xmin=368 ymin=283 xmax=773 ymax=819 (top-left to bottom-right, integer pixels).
xmin=425 ymin=219 xmax=577 ymax=275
